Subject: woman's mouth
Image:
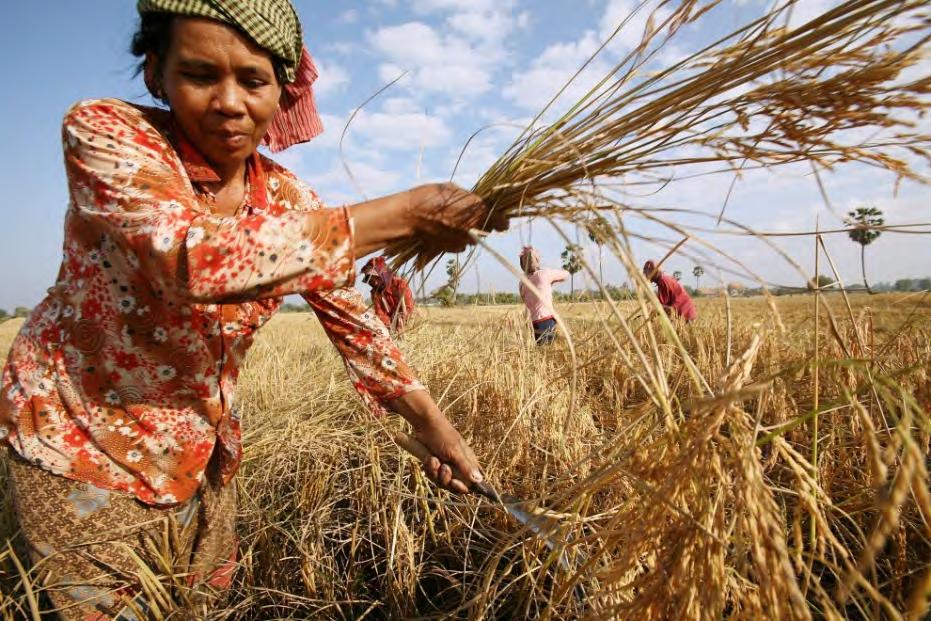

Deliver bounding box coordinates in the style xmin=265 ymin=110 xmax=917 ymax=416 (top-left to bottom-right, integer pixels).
xmin=215 ymin=131 xmax=250 ymax=150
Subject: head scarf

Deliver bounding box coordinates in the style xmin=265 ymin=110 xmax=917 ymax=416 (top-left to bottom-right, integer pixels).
xmin=137 ymin=0 xmax=324 ymax=151
xmin=519 ymin=246 xmax=541 ymax=276
xmin=361 ymin=257 xmax=393 ymax=290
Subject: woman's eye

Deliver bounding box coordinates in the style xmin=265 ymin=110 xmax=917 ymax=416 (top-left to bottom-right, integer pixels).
xmin=244 ymin=79 xmax=268 ymax=89
xmin=182 ymin=72 xmax=214 ymax=84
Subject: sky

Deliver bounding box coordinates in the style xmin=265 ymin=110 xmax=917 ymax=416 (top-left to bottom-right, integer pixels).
xmin=0 ymin=0 xmax=928 ymax=311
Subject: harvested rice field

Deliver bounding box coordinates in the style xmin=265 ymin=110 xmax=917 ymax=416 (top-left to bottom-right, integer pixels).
xmin=2 ymin=292 xmax=928 ymax=619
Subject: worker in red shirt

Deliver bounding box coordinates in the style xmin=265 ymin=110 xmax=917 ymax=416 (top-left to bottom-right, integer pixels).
xmin=643 ymin=260 xmax=697 ymax=322
xmin=362 ymin=256 xmax=416 ymax=335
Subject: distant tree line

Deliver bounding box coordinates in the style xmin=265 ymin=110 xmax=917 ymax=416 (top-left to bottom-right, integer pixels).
xmin=763 ymin=275 xmax=931 ymax=296
xmin=427 ymin=275 xmax=931 ymax=306
xmin=3 ymin=272 xmax=926 ymax=319
xmin=429 ymin=286 xmax=644 ymax=307
xmin=862 ymin=278 xmax=931 ymax=293
xmin=0 ymin=307 xmax=32 ymax=322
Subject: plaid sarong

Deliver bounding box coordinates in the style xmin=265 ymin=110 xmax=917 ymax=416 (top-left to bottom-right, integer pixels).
xmin=5 ymin=452 xmax=237 ymax=620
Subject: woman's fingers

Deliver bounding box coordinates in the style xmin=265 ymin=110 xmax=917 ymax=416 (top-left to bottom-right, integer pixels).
xmin=409 ymin=183 xmax=505 ymax=242
xmin=487 ymin=207 xmax=509 ymax=233
xmin=438 ymin=464 xmax=453 ymax=487
xmin=452 ymin=440 xmax=483 ymax=484
xmin=423 ymin=456 xmax=441 ymax=481
xmin=414 ymin=430 xmax=485 ymax=494
xmin=420 ymin=454 xmax=472 ymax=494
xmin=448 ymin=479 xmax=470 ymax=494
xmin=419 ymin=455 xmax=469 ymax=493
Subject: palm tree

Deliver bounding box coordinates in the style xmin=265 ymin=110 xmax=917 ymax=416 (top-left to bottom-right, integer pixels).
xmin=561 ymin=244 xmax=583 ymax=297
xmin=673 ymin=270 xmax=682 ymax=282
xmin=846 ymin=206 xmax=883 ymax=294
xmin=692 ymin=265 xmax=704 ymax=291
xmin=585 ymin=216 xmax=612 ymax=288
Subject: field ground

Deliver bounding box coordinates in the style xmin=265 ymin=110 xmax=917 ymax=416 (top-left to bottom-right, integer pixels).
xmin=1 ymin=292 xmax=929 ymax=619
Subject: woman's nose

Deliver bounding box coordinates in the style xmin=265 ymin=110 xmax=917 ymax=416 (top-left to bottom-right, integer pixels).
xmin=213 ymin=80 xmax=247 ymax=116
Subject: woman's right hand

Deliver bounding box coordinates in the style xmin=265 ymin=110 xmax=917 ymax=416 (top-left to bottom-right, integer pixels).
xmin=405 ymin=183 xmax=508 ymax=255
xmin=349 ymin=183 xmax=507 ymax=259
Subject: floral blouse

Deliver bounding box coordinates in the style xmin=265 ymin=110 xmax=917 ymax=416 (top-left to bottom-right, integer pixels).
xmin=0 ymin=99 xmax=422 ymax=506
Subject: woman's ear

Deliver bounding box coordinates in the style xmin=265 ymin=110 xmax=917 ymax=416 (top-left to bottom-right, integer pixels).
xmin=143 ymin=52 xmax=165 ymax=101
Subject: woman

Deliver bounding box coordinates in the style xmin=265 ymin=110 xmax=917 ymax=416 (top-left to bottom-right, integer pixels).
xmin=518 ymin=246 xmax=570 ymax=345
xmin=643 ymin=260 xmax=697 ymax=322
xmin=0 ymin=2 xmax=502 ymax=618
xmin=361 ymin=256 xmax=416 ymax=335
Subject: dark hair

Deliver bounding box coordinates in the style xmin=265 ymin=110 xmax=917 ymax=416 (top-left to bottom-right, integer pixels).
xmin=131 ymin=13 xmax=174 ymax=101
xmin=130 ymin=12 xmax=286 ymax=102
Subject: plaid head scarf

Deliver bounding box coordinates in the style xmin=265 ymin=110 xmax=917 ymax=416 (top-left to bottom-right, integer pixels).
xmin=137 ymin=0 xmax=324 ymax=151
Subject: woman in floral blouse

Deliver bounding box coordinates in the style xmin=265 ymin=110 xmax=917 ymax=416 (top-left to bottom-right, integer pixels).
xmin=0 ymin=1 xmax=502 ymax=618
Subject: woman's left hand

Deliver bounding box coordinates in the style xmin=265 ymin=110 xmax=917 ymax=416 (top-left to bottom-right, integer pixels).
xmin=389 ymin=390 xmax=484 ymax=494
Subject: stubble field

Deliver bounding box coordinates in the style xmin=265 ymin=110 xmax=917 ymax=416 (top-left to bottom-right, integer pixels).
xmin=1 ymin=292 xmax=929 ymax=619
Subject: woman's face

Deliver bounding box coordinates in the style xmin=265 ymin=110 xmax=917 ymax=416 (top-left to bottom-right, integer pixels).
xmin=157 ymin=17 xmax=283 ymax=173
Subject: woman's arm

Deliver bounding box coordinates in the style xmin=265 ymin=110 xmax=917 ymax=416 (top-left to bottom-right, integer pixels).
xmin=546 ymin=269 xmax=572 ymax=284
xmin=302 ymin=287 xmax=421 ymax=409
xmin=350 ymin=182 xmax=504 ymax=258
xmin=303 ymin=287 xmax=481 ymax=493
xmin=64 ymin=100 xmax=501 ymax=305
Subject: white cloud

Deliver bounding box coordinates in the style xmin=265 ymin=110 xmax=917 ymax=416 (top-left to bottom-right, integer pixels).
xmin=448 ymin=139 xmax=502 ymax=187
xmin=382 ymin=97 xmax=422 ymax=114
xmin=503 ymin=30 xmax=609 ymax=112
xmin=351 ymin=109 xmax=452 ymax=151
xmin=447 ymin=9 xmax=517 ymax=43
xmin=370 ymin=22 xmax=457 ymax=68
xmin=503 ymin=0 xmax=688 ymax=113
xmin=784 ymin=0 xmax=837 ymax=29
xmin=325 ymin=41 xmax=359 ymax=56
xmin=314 ymin=161 xmax=403 ymax=203
xmin=308 ymin=113 xmax=346 ymax=150
xmin=313 ymin=60 xmax=349 ymax=98
xmin=367 ymin=0 xmax=527 ymax=102
xmin=516 ymin=11 xmax=531 ymax=30
xmin=368 ymin=21 xmax=502 ymax=98
xmin=377 ymin=63 xmax=413 ymax=87
xmin=416 ymin=64 xmax=495 ymax=95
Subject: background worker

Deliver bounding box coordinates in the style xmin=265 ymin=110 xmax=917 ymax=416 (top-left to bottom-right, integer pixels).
xmin=643 ymin=260 xmax=698 ymax=322
xmin=362 ymin=256 xmax=415 ymax=335
xmin=519 ymin=246 xmax=570 ymax=345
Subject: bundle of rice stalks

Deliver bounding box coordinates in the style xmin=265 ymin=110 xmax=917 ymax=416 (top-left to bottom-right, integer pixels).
xmin=385 ymin=0 xmax=930 ymax=268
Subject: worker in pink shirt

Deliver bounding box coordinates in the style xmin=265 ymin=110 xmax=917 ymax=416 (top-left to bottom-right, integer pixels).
xmin=519 ymin=246 xmax=570 ymax=344
xmin=643 ymin=260 xmax=697 ymax=322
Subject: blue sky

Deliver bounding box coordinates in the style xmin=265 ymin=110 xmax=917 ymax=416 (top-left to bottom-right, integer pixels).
xmin=0 ymin=0 xmax=928 ymax=310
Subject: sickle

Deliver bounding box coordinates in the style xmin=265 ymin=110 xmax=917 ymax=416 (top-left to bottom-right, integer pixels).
xmin=394 ymin=432 xmax=582 ymax=573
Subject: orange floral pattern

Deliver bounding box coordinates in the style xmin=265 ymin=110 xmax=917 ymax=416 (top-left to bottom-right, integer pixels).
xmin=0 ymin=99 xmax=422 ymax=506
